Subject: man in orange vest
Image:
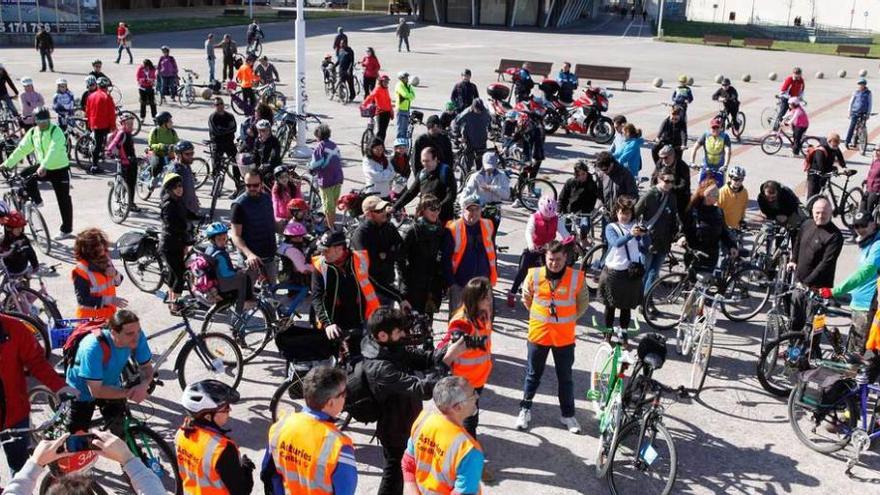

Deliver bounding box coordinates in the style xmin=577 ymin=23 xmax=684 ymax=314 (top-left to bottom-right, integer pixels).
xmin=444 ymin=194 xmax=497 ymax=317
xmin=402 ymin=376 xmax=483 ymax=495
xmin=176 ymin=380 xmax=254 ymax=494
xmin=516 ymin=240 xmax=588 ymax=434
xmin=72 ymin=228 xmax=126 ymax=320
xmin=263 ymin=366 xmax=358 ymax=495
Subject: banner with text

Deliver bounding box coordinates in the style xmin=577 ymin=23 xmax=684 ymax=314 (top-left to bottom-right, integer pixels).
xmin=1 ymin=0 xmax=102 ymax=34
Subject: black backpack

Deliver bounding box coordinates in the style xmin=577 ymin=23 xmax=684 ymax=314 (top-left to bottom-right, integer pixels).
xmin=344 ymin=361 xmax=381 ymax=423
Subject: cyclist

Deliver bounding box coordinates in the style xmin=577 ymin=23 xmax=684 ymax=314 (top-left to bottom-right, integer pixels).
xmin=0 ymin=211 xmax=38 ymax=275
xmin=677 ymin=178 xmax=737 ymax=273
xmin=450 ymin=69 xmax=479 ymax=114
xmin=653 ymin=144 xmax=690 ymax=219
xmin=776 ymin=67 xmax=805 ymax=129
xmin=690 ymin=117 xmax=732 ymax=187
xmin=1 ymin=106 xmax=75 ymax=239
xmin=362 ymin=74 xmax=393 ymax=143
xmin=167 ymin=140 xmax=201 ymax=216
xmin=671 ymin=74 xmax=694 ymax=134
xmin=84 ymin=77 xmax=115 ymax=174
xmin=757 ymin=180 xmax=806 ymax=235
xmin=252 ymin=119 xmax=282 ymax=177
xmin=105 ymin=112 xmax=140 ymax=211
xmin=255 ymin=55 xmax=280 ymax=85
xmin=395 ymin=71 xmax=416 ymax=140
xmin=147 ymin=111 xmax=179 ymax=176
xmin=246 ymin=18 xmax=264 ymax=51
xmin=652 ymin=104 xmax=686 ymax=163
xmin=717 ymin=165 xmax=749 ymax=231
xmin=208 ymin=96 xmax=240 ymax=194
xmin=65 ymin=309 xmax=154 ymax=438
xmin=18 ymin=77 xmax=44 ymax=131
xmin=350 ymin=195 xmax=406 ymax=305
xmin=558 ymin=159 xmax=599 ymax=233
xmin=88 ymin=60 xmax=109 ymax=85
xmin=712 ymin=78 xmax=740 ymax=132
xmin=51 ymin=78 xmax=75 ymax=131
xmin=612 ymin=123 xmax=643 ymax=178
xmin=597 ymin=151 xmax=637 ymax=210
xmin=454 ymin=99 xmax=492 ymax=172
xmin=160 ymin=173 xmax=199 ymax=314
xmin=805 ymin=132 xmax=848 ymax=198
xmin=206 ymin=221 xmax=256 ymax=314
xmin=176 ymin=380 xmax=254 ymax=495
xmin=782 ymin=96 xmax=809 ymax=156
xmin=235 ymin=53 xmax=258 ymax=112
xmin=463 ymin=152 xmax=512 ymax=236
xmin=845 ymin=78 xmax=872 ymax=149
xmin=80 ymin=75 xmax=97 ymax=112
xmin=411 ymin=115 xmax=453 ymax=176
xmin=508 ymin=195 xmax=569 ymax=307
xmin=394 ymin=146 xmax=457 ymax=224
xmin=272 ymin=165 xmax=301 ymax=232
xmin=635 ymin=165 xmax=679 ymax=291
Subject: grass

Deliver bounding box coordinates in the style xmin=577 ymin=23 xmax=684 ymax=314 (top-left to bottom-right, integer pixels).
xmin=103 ymin=9 xmax=370 ymax=35
xmin=660 ymin=20 xmax=880 ymax=58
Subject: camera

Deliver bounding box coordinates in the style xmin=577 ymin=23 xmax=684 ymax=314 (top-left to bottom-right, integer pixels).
xmin=451 ymin=331 xmax=488 ymax=351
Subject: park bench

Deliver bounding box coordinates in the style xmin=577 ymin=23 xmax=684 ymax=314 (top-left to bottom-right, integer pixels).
xmin=703 ymin=34 xmax=733 ymax=46
xmin=574 ymin=64 xmax=632 ymax=90
xmin=836 ymin=44 xmax=871 ymax=57
xmin=276 ymin=10 xmax=297 ymax=17
xmin=223 ymin=8 xmax=245 ymax=16
xmin=495 ymin=59 xmax=553 ymax=81
xmin=744 ymin=37 xmax=774 ymax=49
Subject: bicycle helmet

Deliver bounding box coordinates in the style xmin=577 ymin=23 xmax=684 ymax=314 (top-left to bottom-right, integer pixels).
xmin=482 ymin=152 xmax=498 ymax=170
xmin=678 ymin=74 xmax=688 ymax=84
xmin=155 ymin=111 xmax=172 ymax=126
xmin=181 ymin=379 xmax=240 ymax=416
xmin=203 ymin=222 xmax=229 ymax=238
xmin=793 ymin=67 xmax=802 ymax=75
xmin=397 ymin=71 xmax=409 ymax=80
xmin=92 ymin=59 xmax=102 ymax=66
xmin=858 ymin=78 xmax=868 ymax=86
xmin=379 ymin=74 xmax=390 ymax=82
xmin=319 ymin=230 xmax=347 ymax=249
xmin=537 ymin=195 xmax=558 ymax=218
xmin=56 ymin=78 xmax=68 ymax=86
xmin=255 ymin=119 xmax=271 ymax=130
xmin=33 ymin=107 xmax=51 ymax=122
xmin=174 ymin=140 xmax=194 ymax=153
xmin=20 ymin=77 xmax=33 ymax=86
xmin=273 ymin=165 xmax=291 ymax=178
xmin=287 ymin=197 xmax=307 ymax=211
xmin=721 ymin=78 xmax=731 ymax=86
xmin=160 ymin=45 xmax=170 ymax=52
xmin=162 ymin=173 xmax=182 ymax=189
xmin=444 ymin=101 xmax=456 ymax=112
xmin=788 ymin=96 xmax=801 ymax=106
xmin=3 ymin=211 xmax=26 ymax=229
xmin=97 ymin=77 xmax=111 ymax=88
xmin=85 ymin=75 xmax=97 ymax=86
xmin=283 ymin=221 xmax=307 ymax=237
xmin=393 ymin=137 xmax=409 ymax=148
xmin=728 ymin=165 xmax=746 ymax=180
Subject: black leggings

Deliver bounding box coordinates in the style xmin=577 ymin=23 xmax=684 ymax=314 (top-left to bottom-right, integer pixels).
xmin=376 ymin=111 xmax=391 ymax=142
xmin=23 ymin=166 xmax=73 ymax=233
xmin=510 ymin=249 xmax=544 ymax=294
xmin=161 ymin=243 xmax=187 ymax=293
xmin=604 ymin=306 xmax=631 ymax=330
xmin=139 ymin=87 xmax=156 ymax=119
xmin=123 ymin=159 xmax=137 ymax=204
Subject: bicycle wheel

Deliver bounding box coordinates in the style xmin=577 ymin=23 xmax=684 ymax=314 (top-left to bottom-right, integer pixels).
xmin=760 ymin=134 xmax=783 ymax=155
xmin=270 ymin=375 xmax=305 ymax=422
xmin=731 ymin=112 xmax=746 ymax=141
xmin=360 ymin=127 xmax=375 ymax=157
xmin=720 ymin=267 xmax=771 ymax=321
xmin=136 ymin=159 xmax=155 ymax=200
xmin=25 ymin=206 xmax=52 ymax=255
xmin=842 ymin=187 xmax=864 ymax=229
xmin=28 ymin=385 xmax=58 ymax=444
xmin=579 ymin=243 xmax=607 ymax=292
xmin=608 ymin=419 xmax=677 ymax=495
xmin=276 ymin=123 xmax=293 ymax=156
xmin=109 ymin=86 xmax=124 ymax=105
xmin=762 ymin=309 xmax=789 ymax=354
xmin=642 ymin=273 xmax=689 ymax=330
xmin=802 ymin=136 xmax=822 ymax=149
xmin=176 ymin=86 xmax=194 ymax=108
xmin=589 ymin=342 xmax=614 ymax=413
xmin=123 ymin=248 xmax=165 ymax=293
xmin=128 ymin=424 xmax=182 ymax=494
xmin=590 ymin=116 xmax=615 ymax=144
xmin=858 ymin=123 xmax=869 ymax=155
xmin=190 ymin=157 xmax=210 ymax=190
xmin=690 ymin=326 xmax=713 ymax=393
xmin=519 ymin=178 xmax=556 ymax=212
xmin=208 ymin=171 xmax=226 ymax=221
xmin=757 ymin=331 xmax=808 ymax=397
xmin=74 ymin=134 xmax=94 ymax=170
xmin=337 ymin=81 xmax=351 ymax=103
xmin=3 ymin=288 xmax=60 ymax=350
xmin=201 ymin=301 xmax=276 ymax=364
xmin=760 ymin=106 xmax=777 ymax=129
xmin=118 ymin=110 xmax=142 ymax=136
xmin=788 ymin=381 xmax=856 ymax=454
xmin=107 ymin=179 xmax=130 ymax=224
xmin=230 ymin=91 xmax=248 ymax=115
xmin=595 ymin=395 xmax=623 ymax=479
xmin=324 ymin=79 xmax=335 ymax=99
xmin=175 ymin=331 xmax=243 ymax=390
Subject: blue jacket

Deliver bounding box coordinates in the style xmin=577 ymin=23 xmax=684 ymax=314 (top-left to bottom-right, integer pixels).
xmin=850 ymin=89 xmax=873 ymax=115
xmin=612 ymin=136 xmax=643 ymax=178
xmin=557 ymin=70 xmax=577 ymax=89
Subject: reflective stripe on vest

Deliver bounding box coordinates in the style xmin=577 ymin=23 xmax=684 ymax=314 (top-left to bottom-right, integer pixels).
xmin=527 ymin=266 xmax=584 ymax=346
xmin=449 ymin=309 xmax=493 ymax=388
xmin=72 ymin=260 xmax=116 ymax=319
xmin=269 ymin=411 xmax=350 ymax=495
xmin=410 ymin=411 xmax=482 ymax=495
xmin=311 ymin=253 xmax=379 ymax=321
xmin=174 ymin=427 xmax=230 ymax=495
xmin=74 ymin=262 xmax=113 ymax=294
xmin=868 ymin=278 xmax=880 ymax=351
xmin=447 ymin=218 xmax=498 ymax=286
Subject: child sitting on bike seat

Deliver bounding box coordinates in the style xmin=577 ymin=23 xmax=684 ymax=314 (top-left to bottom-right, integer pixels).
xmin=203 ymin=222 xmax=255 ymax=313
xmin=391 ymin=138 xmax=410 ymax=179
xmin=276 ymin=221 xmax=312 ymax=315
xmin=0 ymin=211 xmax=39 ymax=276
xmin=321 ymin=54 xmax=335 ymax=84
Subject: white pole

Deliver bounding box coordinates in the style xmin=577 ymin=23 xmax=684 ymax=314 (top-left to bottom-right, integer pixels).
xmin=249 ymin=0 xmax=254 ymax=19
xmin=657 ymin=0 xmax=665 ymax=38
xmin=291 ymin=0 xmax=311 ymax=159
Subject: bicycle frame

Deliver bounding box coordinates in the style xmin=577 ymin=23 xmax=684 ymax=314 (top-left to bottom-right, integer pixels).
xmin=148 ymin=317 xmax=217 ymax=374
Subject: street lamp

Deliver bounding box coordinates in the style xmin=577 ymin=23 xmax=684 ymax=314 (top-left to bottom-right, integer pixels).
xmin=291 ymin=0 xmax=312 ymax=159
xmin=657 ymin=0 xmax=666 ymax=38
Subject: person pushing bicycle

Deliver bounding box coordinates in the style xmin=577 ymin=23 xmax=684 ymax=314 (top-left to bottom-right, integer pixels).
xmin=712 ymin=78 xmax=740 ymax=132
xmin=845 ymin=78 xmax=872 ymax=150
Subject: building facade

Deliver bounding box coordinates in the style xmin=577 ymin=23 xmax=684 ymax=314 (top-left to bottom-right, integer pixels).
xmin=418 ymin=0 xmax=597 ymax=27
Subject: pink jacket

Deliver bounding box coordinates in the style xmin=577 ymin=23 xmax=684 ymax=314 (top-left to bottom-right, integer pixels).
xmin=785 ymin=106 xmax=809 ymax=128
xmin=136 ymin=65 xmax=156 ymax=89
xmin=272 ymin=183 xmax=302 ymax=221
xmin=105 ymin=129 xmax=132 ymax=166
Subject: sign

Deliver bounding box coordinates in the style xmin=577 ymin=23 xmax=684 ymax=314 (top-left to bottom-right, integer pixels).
xmin=0 ymin=0 xmax=103 ymax=34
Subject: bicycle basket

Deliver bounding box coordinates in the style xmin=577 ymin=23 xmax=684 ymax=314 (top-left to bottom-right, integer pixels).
xmin=274 ymin=322 xmax=335 ymax=363
xmin=116 ymin=231 xmax=150 ymax=262
xmin=360 ymin=104 xmax=376 ymax=118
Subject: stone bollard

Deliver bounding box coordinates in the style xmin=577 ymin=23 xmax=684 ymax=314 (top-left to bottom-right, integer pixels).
xmin=652 ymin=77 xmax=663 ymax=88
xmin=838 ymin=70 xmax=847 ymax=78
xmin=411 ymin=76 xmax=420 ymax=86
xmin=859 ymin=69 xmax=869 ymax=77
xmin=687 ymin=76 xmax=694 ymax=86
xmin=768 ymin=72 xmax=778 ymax=81
xmin=714 ymin=74 xmax=724 ymax=84
xmin=742 ymin=74 xmax=751 ymax=82
xmin=815 ymin=71 xmax=824 ymax=79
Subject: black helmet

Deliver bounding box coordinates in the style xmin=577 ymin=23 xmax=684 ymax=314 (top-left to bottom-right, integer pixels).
xmin=637 ymin=333 xmax=668 ymax=370
xmin=155 ymin=111 xmax=172 ymax=126
xmin=319 ymin=230 xmax=347 ymax=249
xmin=33 ymin=106 xmax=51 ymax=123
xmin=721 ymin=78 xmax=731 ymax=86
xmin=174 ymin=140 xmax=194 ymax=153
xmin=97 ymin=77 xmax=111 ymax=88
xmin=181 ymin=379 xmax=240 ymax=416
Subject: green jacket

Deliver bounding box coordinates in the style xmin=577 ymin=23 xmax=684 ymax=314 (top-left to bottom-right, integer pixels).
xmin=2 ymin=124 xmax=69 ymax=171
xmin=147 ymin=127 xmax=179 ymax=156
xmin=395 ymin=81 xmax=415 ymax=112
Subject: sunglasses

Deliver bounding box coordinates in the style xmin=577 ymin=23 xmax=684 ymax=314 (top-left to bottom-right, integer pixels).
xmin=659 ymin=178 xmax=674 ymax=183
xmin=245 ymin=182 xmax=262 ymax=189
xmin=425 ymin=205 xmax=440 ymax=212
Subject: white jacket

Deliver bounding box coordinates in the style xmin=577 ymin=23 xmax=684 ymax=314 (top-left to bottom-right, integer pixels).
xmin=463 ymin=169 xmax=511 ymax=204
xmin=362 ymin=156 xmax=396 ymax=197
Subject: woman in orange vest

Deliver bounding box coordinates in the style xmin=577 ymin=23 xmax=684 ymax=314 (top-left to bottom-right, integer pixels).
xmin=176 ymin=379 xmax=255 ymax=494
xmin=72 ymin=228 xmax=125 ymax=320
xmin=438 ymin=276 xmax=493 ymax=438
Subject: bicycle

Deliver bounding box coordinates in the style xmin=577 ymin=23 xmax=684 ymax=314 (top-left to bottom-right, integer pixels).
xmin=201 ymin=139 xmax=239 ymax=221
xmin=0 ymin=253 xmax=59 ymax=356
xmin=760 ymin=94 xmax=806 ymax=130
xmin=360 ymin=110 xmax=377 ymax=157
xmin=247 ymin=34 xmax=264 ymax=58
xmin=73 ymin=131 xmax=98 ymax=171
xmin=715 ymin=100 xmax=745 ymax=142
xmin=274 ymin=108 xmax=322 ymax=156
xmin=805 ymin=168 xmax=862 ymax=230
xmin=256 ymin=82 xmax=287 ymax=109
xmin=849 ymin=112 xmax=875 ymax=156
xmin=760 ymin=124 xmax=822 ymax=156
xmin=107 ymin=158 xmax=133 ymax=224
xmin=332 ymin=68 xmax=361 ymax=103
xmin=1 ymin=168 xmax=52 ymax=254
xmin=200 ymin=276 xmax=281 ymax=364
xmin=175 ymin=68 xmax=207 ymax=108
xmin=462 ymin=145 xmax=557 ymax=212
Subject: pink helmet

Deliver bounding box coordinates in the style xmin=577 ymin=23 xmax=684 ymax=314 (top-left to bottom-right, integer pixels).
xmin=538 ymin=195 xmax=558 ymax=218
xmin=283 ymin=221 xmax=307 ymax=237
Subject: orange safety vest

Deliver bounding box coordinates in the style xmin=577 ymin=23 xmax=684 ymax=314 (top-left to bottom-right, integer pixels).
xmin=269 ymin=411 xmax=354 ymax=495
xmin=71 ymin=260 xmax=117 ymax=320
xmin=410 ymin=411 xmax=482 ymax=495
xmin=312 ymin=250 xmax=380 ymax=323
xmin=867 ymin=278 xmax=880 ymax=351
xmin=174 ymin=425 xmax=232 ymax=495
xmin=446 ymin=218 xmax=498 ymax=286
xmin=449 ymin=309 xmax=493 ymax=389
xmin=526 ymin=266 xmax=584 ymax=347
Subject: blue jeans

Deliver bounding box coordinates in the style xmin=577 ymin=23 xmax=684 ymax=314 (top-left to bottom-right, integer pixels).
xmin=643 ymin=248 xmax=668 ymax=292
xmin=396 ymin=110 xmax=410 ymax=140
xmin=699 ymin=166 xmax=724 ymax=188
xmin=2 ymin=418 xmax=30 ymax=478
xmin=845 ymin=112 xmax=866 ymax=145
xmin=208 ymin=57 xmax=216 ymax=82
xmin=521 ymin=342 xmax=576 ymax=417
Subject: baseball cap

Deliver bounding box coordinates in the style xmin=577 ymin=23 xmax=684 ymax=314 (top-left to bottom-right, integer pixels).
xmin=362 ymin=195 xmax=390 ymax=213
xmin=858 ymin=78 xmax=868 ymax=85
xmin=853 ymin=210 xmax=873 ymax=228
xmin=482 ymin=152 xmax=498 ymax=169
xmin=460 ymin=194 xmax=482 ymax=209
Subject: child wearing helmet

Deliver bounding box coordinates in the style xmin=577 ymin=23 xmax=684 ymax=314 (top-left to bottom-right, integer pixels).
xmin=691 ymin=118 xmax=732 ymax=187
xmin=321 ymin=53 xmax=336 ymax=85
xmin=672 ymin=74 xmax=694 ymax=130
xmin=391 ymin=138 xmax=410 ymax=179
xmin=276 ymin=221 xmax=312 ymax=312
xmin=19 ymin=77 xmax=45 ymax=130
xmin=783 ymin=96 xmax=810 ymax=156
xmin=507 ymin=195 xmax=570 ymax=307
xmin=272 ymin=166 xmax=302 ymax=232
xmin=203 ymin=222 xmax=254 ymax=313
xmin=52 ymin=79 xmax=75 ymax=131
xmin=0 ymin=211 xmax=38 ymax=276
xmin=718 ymin=166 xmax=749 ymax=230
xmin=80 ymin=76 xmax=97 ymax=112
xmin=106 ymin=113 xmax=140 ymax=211
xmin=711 ymin=78 xmax=741 ymax=132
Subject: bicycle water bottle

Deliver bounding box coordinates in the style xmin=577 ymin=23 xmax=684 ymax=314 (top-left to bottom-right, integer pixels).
xmin=156 ymin=289 xmax=168 ymax=302
xmin=211 ymin=357 xmax=226 ymax=375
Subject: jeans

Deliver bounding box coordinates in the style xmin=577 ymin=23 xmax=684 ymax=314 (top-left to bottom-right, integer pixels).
xmin=845 ymin=112 xmax=866 ymax=145
xmin=775 ymin=98 xmax=788 ymax=130
xmin=207 ymin=57 xmax=216 ymax=82
xmin=2 ymin=418 xmax=29 ymax=478
xmin=521 ymin=342 xmax=576 ymax=417
xmin=69 ymin=399 xmax=126 ymax=438
xmin=159 ymin=75 xmax=178 ymax=98
xmin=396 ymin=110 xmax=410 ymax=140
xmin=643 ymin=249 xmax=668 ymax=292
xmin=398 ymin=36 xmax=410 ymax=52
xmin=39 ymin=49 xmax=54 ymax=71
xmin=116 ymin=44 xmax=133 ymax=64
xmin=23 ymin=166 xmax=73 ymax=233
xmin=1 ymin=95 xmax=19 ymax=116
xmin=699 ymin=166 xmax=724 ymax=188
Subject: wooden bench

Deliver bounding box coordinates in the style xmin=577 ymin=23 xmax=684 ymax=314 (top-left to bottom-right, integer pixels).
xmin=223 ymin=8 xmax=245 ymax=16
xmin=744 ymin=37 xmax=774 ymax=49
xmin=276 ymin=10 xmax=297 ymax=17
xmin=836 ymin=44 xmax=871 ymax=57
xmin=574 ymin=64 xmax=632 ymax=90
xmin=703 ymin=34 xmax=733 ymax=46
xmin=494 ymin=59 xmax=553 ymax=81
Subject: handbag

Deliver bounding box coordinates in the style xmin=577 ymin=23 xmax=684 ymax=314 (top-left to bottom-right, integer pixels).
xmin=615 ymin=224 xmax=645 ymax=279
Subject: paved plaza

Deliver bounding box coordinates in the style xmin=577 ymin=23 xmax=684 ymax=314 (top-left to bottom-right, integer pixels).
xmin=2 ymin=11 xmax=880 ymax=494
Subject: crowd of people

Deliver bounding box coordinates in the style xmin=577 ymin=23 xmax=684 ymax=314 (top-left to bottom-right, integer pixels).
xmin=1 ymin=15 xmax=880 ymax=495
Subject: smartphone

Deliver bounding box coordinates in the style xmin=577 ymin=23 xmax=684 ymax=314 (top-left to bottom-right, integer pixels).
xmin=61 ymin=433 xmax=101 ymax=453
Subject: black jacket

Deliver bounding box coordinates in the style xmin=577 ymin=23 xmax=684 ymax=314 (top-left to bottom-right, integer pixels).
xmin=396 ymin=218 xmax=451 ymax=312
xmin=656 ymin=117 xmax=687 ymax=149
xmin=651 ymin=158 xmax=691 ymax=216
xmin=208 ymin=111 xmax=237 ymax=145
xmin=453 ymin=109 xmax=491 ymax=150
xmin=350 ymin=219 xmax=403 ymax=291
xmin=757 ymin=182 xmax=801 ymax=219
xmin=809 ymin=142 xmax=846 ymax=174
xmin=450 ymin=81 xmax=479 ymax=113
xmin=394 ymin=164 xmax=457 ymax=224
xmin=336 ymin=46 xmax=355 ymax=74
xmin=635 ymin=187 xmax=679 ymax=253
xmin=310 ymin=253 xmax=402 ymax=330
xmin=0 ymin=73 xmax=17 ymax=99
xmin=683 ymin=204 xmax=735 ymax=270
xmin=601 ymin=163 xmax=638 ymax=207
xmin=159 ymin=194 xmax=199 ymax=249
xmin=361 ymin=333 xmax=447 ymax=448
xmin=253 ymin=135 xmax=282 ymax=172
xmin=558 ymin=177 xmax=599 ymax=214
xmin=792 ymin=220 xmax=844 ymax=288
xmin=34 ymin=31 xmax=53 ymax=51
xmin=410 ymin=132 xmax=454 ymax=176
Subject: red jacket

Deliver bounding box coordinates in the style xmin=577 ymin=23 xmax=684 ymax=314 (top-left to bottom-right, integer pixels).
xmin=0 ymin=313 xmax=65 ymax=428
xmin=362 ymin=86 xmax=393 ymax=114
xmin=361 ymin=55 xmax=381 ymax=79
xmin=85 ymin=88 xmax=117 ymax=131
xmin=780 ymin=76 xmax=805 ymax=97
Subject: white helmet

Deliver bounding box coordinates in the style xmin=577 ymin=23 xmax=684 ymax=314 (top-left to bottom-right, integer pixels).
xmin=56 ymin=78 xmax=68 ymax=86
xmin=397 ymin=71 xmax=409 ymax=80
xmin=181 ymin=380 xmax=240 ymax=416
xmin=728 ymin=165 xmax=746 ymax=180
xmin=20 ymin=77 xmax=33 ymax=86
xmin=787 ymin=96 xmax=801 ymax=106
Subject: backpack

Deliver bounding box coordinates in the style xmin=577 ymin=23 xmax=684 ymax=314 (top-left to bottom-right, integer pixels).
xmin=344 ymin=361 xmax=381 ymax=423
xmin=803 ymin=145 xmax=825 ymax=172
xmin=61 ymin=319 xmax=111 ymax=371
xmin=188 ymin=250 xmax=219 ymax=296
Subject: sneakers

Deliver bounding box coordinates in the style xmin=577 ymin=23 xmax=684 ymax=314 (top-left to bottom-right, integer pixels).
xmin=88 ymin=166 xmax=103 ymax=175
xmin=515 ymin=408 xmax=531 ymax=431
xmin=560 ymin=415 xmax=582 ymax=434
xmin=54 ymin=232 xmax=74 ymax=241
xmin=506 ymin=291 xmax=516 ymax=308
